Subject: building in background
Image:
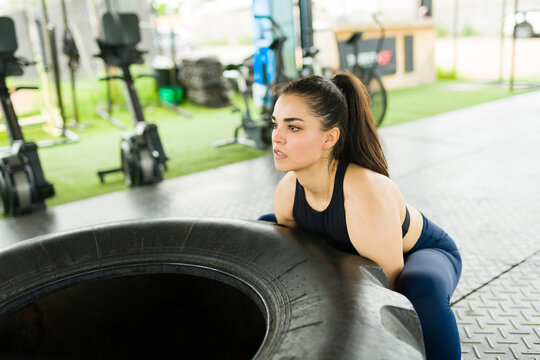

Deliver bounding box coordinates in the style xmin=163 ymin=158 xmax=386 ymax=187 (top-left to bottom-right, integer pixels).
xmin=310 ymin=0 xmax=437 ymax=89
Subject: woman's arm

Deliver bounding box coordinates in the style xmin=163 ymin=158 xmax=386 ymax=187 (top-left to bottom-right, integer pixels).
xmin=274 ymin=172 xmax=298 ymax=228
xmin=344 ymin=168 xmax=404 ymax=290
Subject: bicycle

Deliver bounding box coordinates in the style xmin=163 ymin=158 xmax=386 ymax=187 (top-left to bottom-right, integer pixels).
xmin=344 ymin=13 xmax=388 ymax=127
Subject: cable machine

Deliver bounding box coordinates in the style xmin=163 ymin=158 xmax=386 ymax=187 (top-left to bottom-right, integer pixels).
xmin=38 ymin=0 xmax=79 ymax=145
xmin=60 ymin=0 xmax=82 ymax=127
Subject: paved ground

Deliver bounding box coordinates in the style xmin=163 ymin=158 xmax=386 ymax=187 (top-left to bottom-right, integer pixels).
xmin=1 ymin=90 xmax=539 ymax=359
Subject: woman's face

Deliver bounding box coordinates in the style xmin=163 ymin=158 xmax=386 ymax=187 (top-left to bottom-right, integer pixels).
xmin=271 ymin=94 xmax=329 ymax=172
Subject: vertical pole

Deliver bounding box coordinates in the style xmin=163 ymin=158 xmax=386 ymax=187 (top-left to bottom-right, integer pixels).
xmin=298 ymin=0 xmax=314 ymax=53
xmin=499 ymin=0 xmax=506 ymax=82
xmin=170 ymin=26 xmax=178 ymax=90
xmin=40 ymin=0 xmax=67 ymax=134
xmin=121 ymin=64 xmax=145 ymax=124
xmin=60 ymin=0 xmax=68 ymax=26
xmin=69 ymin=63 xmax=79 ymax=123
xmin=298 ymin=0 xmax=314 ymax=75
xmin=452 ymin=0 xmax=459 ymax=76
xmin=509 ymin=0 xmax=518 ymax=91
xmin=61 ymin=0 xmax=80 ymax=124
xmin=0 ymin=78 xmax=25 ymax=143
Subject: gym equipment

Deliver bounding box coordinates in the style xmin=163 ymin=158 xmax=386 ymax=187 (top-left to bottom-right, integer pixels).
xmin=341 ymin=13 xmax=388 ymax=127
xmin=153 ymin=27 xmax=191 ymax=117
xmin=0 ymin=218 xmax=425 ymax=358
xmin=85 ymin=0 xmax=123 ymax=129
xmin=298 ymin=0 xmax=320 ymax=77
xmin=215 ymin=57 xmax=270 ymax=149
xmin=179 ymin=56 xmax=231 ymax=108
xmin=95 ymin=65 xmax=125 ymax=129
xmin=0 ymin=17 xmax=55 ymax=217
xmin=216 ymin=0 xmax=319 ymax=150
xmin=214 ymin=15 xmax=290 ymax=150
xmin=251 ymin=0 xmax=298 ymax=94
xmin=96 ymin=12 xmax=168 ymax=187
xmin=38 ymin=0 xmax=79 ymax=144
xmin=60 ymin=0 xmax=82 ymax=127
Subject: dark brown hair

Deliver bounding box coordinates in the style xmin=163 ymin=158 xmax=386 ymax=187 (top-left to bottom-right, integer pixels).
xmin=278 ymin=72 xmax=389 ymax=177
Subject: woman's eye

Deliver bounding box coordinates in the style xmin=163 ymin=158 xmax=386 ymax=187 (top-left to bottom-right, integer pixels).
xmin=289 ymin=125 xmax=300 ymax=132
xmin=271 ymin=122 xmax=277 ymax=129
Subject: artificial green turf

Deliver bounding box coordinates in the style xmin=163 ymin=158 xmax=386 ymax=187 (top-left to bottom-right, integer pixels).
xmin=32 ymin=103 xmax=265 ymax=208
xmin=0 ymin=78 xmax=534 ymax=213
xmin=381 ymin=80 xmax=529 ymax=128
xmin=382 ymin=80 xmax=527 ymax=127
xmin=1 ymin=81 xmax=266 ymax=210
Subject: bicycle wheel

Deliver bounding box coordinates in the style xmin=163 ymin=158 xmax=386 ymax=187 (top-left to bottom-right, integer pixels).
xmin=352 ymin=67 xmax=387 ymax=127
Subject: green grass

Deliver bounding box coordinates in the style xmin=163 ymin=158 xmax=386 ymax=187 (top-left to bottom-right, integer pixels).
xmin=0 ymin=78 xmax=534 ymax=214
xmin=1 ymin=89 xmax=266 ymax=210
xmin=381 ymin=80 xmax=529 ymax=128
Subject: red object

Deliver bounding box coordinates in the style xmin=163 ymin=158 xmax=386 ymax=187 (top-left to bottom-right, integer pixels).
xmin=377 ymin=50 xmax=393 ymax=66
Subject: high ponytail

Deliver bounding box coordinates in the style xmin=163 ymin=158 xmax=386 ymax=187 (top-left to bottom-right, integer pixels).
xmin=277 ymin=72 xmax=388 ymax=177
xmin=331 ymin=73 xmax=388 ymax=177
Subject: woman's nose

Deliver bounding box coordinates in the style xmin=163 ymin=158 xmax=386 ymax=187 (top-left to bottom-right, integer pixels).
xmin=272 ymin=125 xmax=284 ymax=144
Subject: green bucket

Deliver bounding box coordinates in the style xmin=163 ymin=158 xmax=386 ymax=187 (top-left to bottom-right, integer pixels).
xmin=158 ymin=86 xmax=184 ymax=105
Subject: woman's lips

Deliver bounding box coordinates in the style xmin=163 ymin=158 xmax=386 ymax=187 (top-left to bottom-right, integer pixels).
xmin=273 ymin=148 xmax=287 ymax=160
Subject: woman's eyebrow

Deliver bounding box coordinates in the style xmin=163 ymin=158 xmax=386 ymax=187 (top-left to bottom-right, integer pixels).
xmin=271 ymin=116 xmax=305 ymax=122
xmin=284 ymin=117 xmax=305 ymax=122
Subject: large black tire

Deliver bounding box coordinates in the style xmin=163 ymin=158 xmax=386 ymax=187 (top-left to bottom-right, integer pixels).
xmin=0 ymin=218 xmax=424 ymax=359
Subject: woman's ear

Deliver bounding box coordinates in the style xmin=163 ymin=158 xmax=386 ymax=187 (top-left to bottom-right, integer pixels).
xmin=324 ymin=127 xmax=340 ymax=149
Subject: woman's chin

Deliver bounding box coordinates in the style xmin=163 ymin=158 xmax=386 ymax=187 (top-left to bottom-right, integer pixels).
xmin=273 ymin=159 xmax=291 ymax=172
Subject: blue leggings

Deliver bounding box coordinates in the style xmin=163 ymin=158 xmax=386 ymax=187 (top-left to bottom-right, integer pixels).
xmin=258 ymin=213 xmax=462 ymax=359
xmin=397 ymin=214 xmax=462 ymax=360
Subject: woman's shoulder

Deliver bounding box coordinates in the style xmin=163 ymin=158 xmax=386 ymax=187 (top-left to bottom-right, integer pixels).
xmin=274 ymin=171 xmax=298 ymax=228
xmin=275 ymin=171 xmax=297 ymax=203
xmin=345 ymin=163 xmax=392 ymax=184
xmin=277 ymin=171 xmax=297 ymax=191
xmin=344 ymin=163 xmax=400 ymax=201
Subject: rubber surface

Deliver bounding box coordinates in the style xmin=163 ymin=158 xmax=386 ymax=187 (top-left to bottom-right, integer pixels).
xmin=0 ymin=218 xmax=424 ymax=359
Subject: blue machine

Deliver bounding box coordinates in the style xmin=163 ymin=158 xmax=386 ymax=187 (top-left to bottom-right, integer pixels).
xmin=251 ymin=0 xmax=296 ymax=103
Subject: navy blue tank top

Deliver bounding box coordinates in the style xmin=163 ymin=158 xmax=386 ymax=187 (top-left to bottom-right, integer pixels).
xmin=292 ymin=161 xmax=410 ymax=254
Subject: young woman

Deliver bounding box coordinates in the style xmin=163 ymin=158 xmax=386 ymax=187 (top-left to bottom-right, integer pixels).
xmin=264 ymin=73 xmax=462 ymax=360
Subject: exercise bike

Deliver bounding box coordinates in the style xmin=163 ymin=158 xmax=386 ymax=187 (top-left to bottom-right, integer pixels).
xmin=0 ymin=16 xmax=55 ymax=216
xmin=214 ymin=15 xmax=291 ymax=150
xmin=96 ymin=12 xmax=168 ymax=187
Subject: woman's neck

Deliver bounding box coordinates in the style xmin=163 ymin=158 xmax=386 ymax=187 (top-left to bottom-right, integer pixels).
xmin=295 ymin=158 xmax=339 ymax=200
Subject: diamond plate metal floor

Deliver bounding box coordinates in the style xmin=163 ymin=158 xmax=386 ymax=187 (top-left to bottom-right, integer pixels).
xmin=1 ymin=90 xmax=539 ymax=359
xmin=454 ymin=251 xmax=540 ymax=360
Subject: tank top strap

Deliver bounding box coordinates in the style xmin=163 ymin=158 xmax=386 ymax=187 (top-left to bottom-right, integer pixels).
xmin=332 ymin=161 xmax=349 ymax=199
xmin=326 ymin=161 xmax=348 ymax=212
xmin=294 ymin=177 xmax=304 ymax=213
